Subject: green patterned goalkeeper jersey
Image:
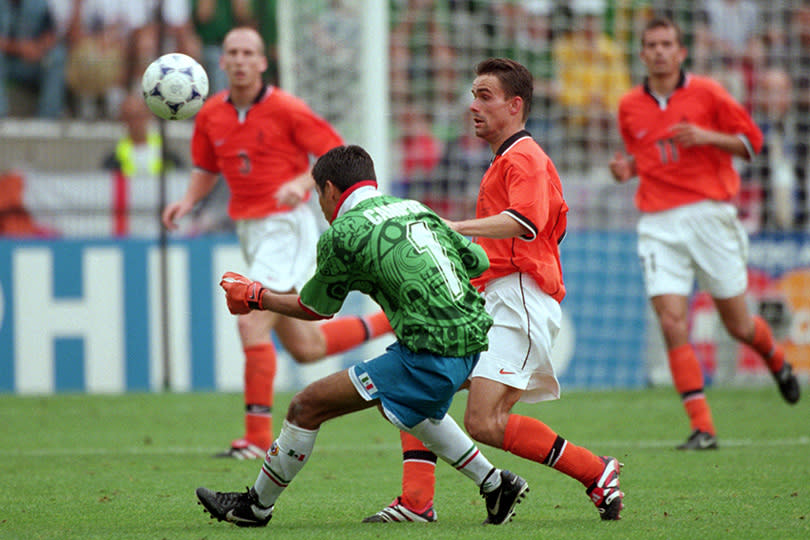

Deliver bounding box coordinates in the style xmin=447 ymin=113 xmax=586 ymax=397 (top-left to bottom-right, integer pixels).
xmin=299 ymin=193 xmax=492 ymax=357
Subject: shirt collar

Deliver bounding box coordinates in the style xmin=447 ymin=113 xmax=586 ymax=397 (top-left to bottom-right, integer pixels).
xmin=226 ymin=85 xmax=270 ymax=105
xmin=332 ymin=181 xmax=380 ymax=223
xmin=494 ymin=129 xmax=532 ymax=157
xmin=643 ymin=70 xmax=688 ymax=107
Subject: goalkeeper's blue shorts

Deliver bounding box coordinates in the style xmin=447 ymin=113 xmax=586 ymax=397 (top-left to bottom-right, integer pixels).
xmin=349 ymin=341 xmax=478 ymax=429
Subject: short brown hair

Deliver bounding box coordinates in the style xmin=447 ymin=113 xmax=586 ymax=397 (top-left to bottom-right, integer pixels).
xmin=641 ymin=16 xmax=684 ymax=47
xmin=475 ymin=58 xmax=533 ymax=121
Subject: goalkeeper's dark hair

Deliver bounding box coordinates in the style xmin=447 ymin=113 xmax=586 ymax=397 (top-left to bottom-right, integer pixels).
xmin=312 ymin=145 xmax=377 ymax=193
xmin=475 ymin=58 xmax=533 ymax=122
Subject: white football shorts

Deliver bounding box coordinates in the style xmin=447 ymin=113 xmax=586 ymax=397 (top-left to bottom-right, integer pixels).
xmin=637 ymin=200 xmax=749 ymax=299
xmin=235 ymin=203 xmax=319 ymax=293
xmin=470 ymin=273 xmax=561 ymax=403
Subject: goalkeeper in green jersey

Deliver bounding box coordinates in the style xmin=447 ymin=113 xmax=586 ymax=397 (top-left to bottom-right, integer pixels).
xmin=195 ymin=145 xmax=530 ymax=527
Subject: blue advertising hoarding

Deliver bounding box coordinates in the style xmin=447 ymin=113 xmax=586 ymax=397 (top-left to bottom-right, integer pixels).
xmin=0 ymin=232 xmax=649 ymax=394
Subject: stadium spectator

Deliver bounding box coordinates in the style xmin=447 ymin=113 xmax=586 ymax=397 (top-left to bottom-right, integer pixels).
xmin=0 ymin=169 xmax=58 ymax=236
xmin=609 ymin=16 xmax=800 ymax=451
xmin=62 ymin=0 xmax=129 ymax=119
xmin=391 ymin=101 xmax=443 ymax=206
xmin=162 ymin=27 xmax=392 ymax=459
xmin=603 ymin=0 xmax=654 ymax=50
xmin=192 ymin=0 xmax=253 ymax=94
xmin=389 ymin=0 xmax=457 ymax=135
xmin=788 ymin=5 xmax=810 ymax=129
xmin=197 ymin=144 xmax=529 ymax=528
xmin=747 ymin=67 xmax=808 ymax=230
xmin=485 ymin=0 xmax=558 ymax=144
xmin=365 ymin=58 xmax=624 ymax=524
xmin=102 ymin=93 xmax=184 ymax=176
xmin=694 ymin=0 xmax=760 ymax=67
xmin=750 ymin=3 xmax=791 ymax=69
xmin=127 ymin=0 xmax=201 ymax=92
xmin=101 ymin=93 xmax=185 ymax=236
xmin=101 ymin=91 xmax=229 ymax=236
xmin=693 ymin=0 xmax=767 ymax=109
xmin=423 ymin=106 xmax=487 ymax=221
xmin=429 ymin=107 xmax=490 ymax=221
xmin=248 ymin=0 xmax=278 ymax=85
xmin=0 ymin=0 xmax=67 ymax=118
xmin=307 ymin=0 xmax=362 ymax=128
xmin=553 ymin=0 xmax=631 ymax=171
xmin=388 ymin=1 xmax=459 ymax=205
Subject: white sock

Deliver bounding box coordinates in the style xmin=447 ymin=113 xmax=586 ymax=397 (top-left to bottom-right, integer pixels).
xmin=253 ymin=420 xmax=319 ymax=507
xmin=406 ymin=414 xmax=502 ymax=492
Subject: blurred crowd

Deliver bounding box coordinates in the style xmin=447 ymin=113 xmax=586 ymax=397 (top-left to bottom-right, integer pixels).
xmin=385 ymin=0 xmax=810 ymax=231
xmin=0 ymin=0 xmax=276 ymax=120
xmin=1 ymin=0 xmax=809 ymax=234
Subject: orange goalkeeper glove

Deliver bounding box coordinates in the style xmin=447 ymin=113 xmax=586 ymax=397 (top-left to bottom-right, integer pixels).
xmin=219 ymin=271 xmax=267 ymax=314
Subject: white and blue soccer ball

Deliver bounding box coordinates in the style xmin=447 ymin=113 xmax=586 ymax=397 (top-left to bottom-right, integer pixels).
xmin=142 ymin=53 xmax=209 ymax=120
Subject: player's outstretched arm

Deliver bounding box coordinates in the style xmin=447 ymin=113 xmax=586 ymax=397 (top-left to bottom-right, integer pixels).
xmin=448 ymin=213 xmax=526 ymax=240
xmin=669 ymin=123 xmax=752 ymax=159
xmin=275 ymin=171 xmax=315 ymax=208
xmin=219 ymin=272 xmax=317 ymax=319
xmin=608 ymin=151 xmax=636 ymax=183
xmin=162 ymin=169 xmax=219 ymax=230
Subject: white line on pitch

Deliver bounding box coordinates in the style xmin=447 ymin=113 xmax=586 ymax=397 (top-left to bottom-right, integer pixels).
xmin=1 ymin=437 xmax=809 ymax=457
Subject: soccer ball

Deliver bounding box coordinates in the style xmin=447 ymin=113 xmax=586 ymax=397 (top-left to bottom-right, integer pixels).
xmin=142 ymin=53 xmax=209 ymax=120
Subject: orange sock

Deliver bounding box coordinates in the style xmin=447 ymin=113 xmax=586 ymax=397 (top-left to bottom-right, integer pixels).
xmin=244 ymin=343 xmax=277 ymax=450
xmin=365 ymin=310 xmax=393 ymax=338
xmin=502 ymin=414 xmax=604 ymax=487
xmin=320 ymin=311 xmax=392 ymax=356
xmin=750 ymin=316 xmax=785 ymax=373
xmin=399 ymin=431 xmax=437 ymax=512
xmin=684 ymin=395 xmax=714 ymax=434
xmin=668 ymin=344 xmax=715 ymax=435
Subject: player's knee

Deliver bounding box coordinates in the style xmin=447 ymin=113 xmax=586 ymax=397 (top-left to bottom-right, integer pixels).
xmin=658 ymin=315 xmax=688 ymax=346
xmin=286 ymin=390 xmax=322 ymax=430
xmin=235 ymin=315 xmax=253 ymax=337
xmin=286 ymin=343 xmax=323 ymax=364
xmin=722 ymin=319 xmax=751 ymax=342
xmin=279 ymin=330 xmax=327 ymax=364
xmin=464 ymin=408 xmax=503 ymax=447
xmin=236 ymin=312 xmax=271 ymax=343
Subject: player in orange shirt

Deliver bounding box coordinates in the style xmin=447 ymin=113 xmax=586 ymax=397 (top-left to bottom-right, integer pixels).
xmin=364 ymin=58 xmax=623 ymax=524
xmin=609 ymin=16 xmax=800 ymax=451
xmin=162 ymin=27 xmax=391 ymax=459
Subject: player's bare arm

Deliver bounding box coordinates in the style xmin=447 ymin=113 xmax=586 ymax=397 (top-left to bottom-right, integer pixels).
xmin=669 ymin=123 xmax=753 ymax=159
xmin=162 ymin=169 xmax=220 ymax=229
xmin=220 ymin=271 xmax=320 ymax=320
xmin=275 ymin=171 xmax=316 ymax=208
xmin=449 ymin=213 xmax=528 ymax=239
xmin=609 ymin=151 xmax=636 ymax=183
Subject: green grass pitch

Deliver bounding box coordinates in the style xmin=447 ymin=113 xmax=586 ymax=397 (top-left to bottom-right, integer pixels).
xmin=0 ymin=386 xmax=807 ymax=540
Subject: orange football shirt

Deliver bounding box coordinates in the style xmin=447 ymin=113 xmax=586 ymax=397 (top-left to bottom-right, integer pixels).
xmin=617 ymin=73 xmax=763 ymax=212
xmin=191 ymin=86 xmax=343 ymax=219
xmin=471 ymin=131 xmax=569 ymax=303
